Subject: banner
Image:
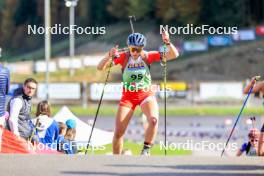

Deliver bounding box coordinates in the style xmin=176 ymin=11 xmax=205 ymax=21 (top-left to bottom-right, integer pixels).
xmin=160 ymin=82 xmax=187 ymax=91
xmin=35 ymin=61 xmax=57 ymax=72
xmin=232 ymin=29 xmax=256 ymax=41
xmin=37 ymin=83 xmax=81 ymax=99
xmin=83 ymin=55 xmax=105 ymax=66
xmin=6 ymin=62 xmax=33 ymax=74
xmin=159 ymin=82 xmax=187 ymax=98
xmin=183 ymin=39 xmax=208 ymax=52
xmin=58 ymin=58 xmax=82 ymax=69
xmin=208 ymin=36 xmax=233 ymax=46
xmin=256 ymin=26 xmax=264 ymax=35
xmin=200 ymin=82 xmax=243 ymax=100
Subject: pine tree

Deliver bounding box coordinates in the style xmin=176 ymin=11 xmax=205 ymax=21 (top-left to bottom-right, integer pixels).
xmin=107 ymin=0 xmax=152 ymax=21
xmin=199 ymin=0 xmax=246 ymax=27
xmin=156 ymin=0 xmax=201 ymax=25
xmin=0 ymin=0 xmax=18 ymax=46
xmin=107 ymin=0 xmax=129 ymax=20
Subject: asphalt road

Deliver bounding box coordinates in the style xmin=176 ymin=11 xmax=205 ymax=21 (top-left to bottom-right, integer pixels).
xmin=82 ymin=116 xmax=264 ymax=156
xmin=0 ymin=155 xmax=263 ymax=176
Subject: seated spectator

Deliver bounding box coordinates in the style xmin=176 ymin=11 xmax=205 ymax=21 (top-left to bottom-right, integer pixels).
xmin=57 ymin=122 xmax=67 ymax=143
xmin=7 ymin=78 xmax=38 ymax=142
xmin=57 ymin=119 xmax=77 ymax=154
xmin=33 ymin=101 xmax=59 ymax=146
xmin=237 ymin=128 xmax=260 ymax=156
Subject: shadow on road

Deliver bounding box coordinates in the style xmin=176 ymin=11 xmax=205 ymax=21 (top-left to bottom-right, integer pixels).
xmin=61 ymin=164 xmax=264 ymax=176
xmin=61 ymin=171 xmax=263 ymax=176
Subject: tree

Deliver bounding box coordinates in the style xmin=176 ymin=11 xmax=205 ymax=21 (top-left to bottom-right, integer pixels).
xmin=0 ymin=0 xmax=4 ymax=11
xmin=156 ymin=0 xmax=201 ymax=25
xmin=174 ymin=0 xmax=201 ymax=24
xmin=0 ymin=0 xmax=18 ymax=47
xmin=107 ymin=0 xmax=129 ymax=20
xmin=14 ymin=0 xmax=40 ymax=26
xmin=89 ymin=0 xmax=113 ymax=25
xmin=107 ymin=0 xmax=152 ymax=21
xmin=249 ymin=0 xmax=264 ymax=25
xmin=77 ymin=0 xmax=90 ymax=25
xmin=127 ymin=0 xmax=152 ymax=20
xmin=199 ymin=0 xmax=247 ymax=27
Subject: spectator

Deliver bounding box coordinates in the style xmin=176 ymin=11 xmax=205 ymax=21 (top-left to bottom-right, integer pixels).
xmin=64 ymin=119 xmax=77 ymax=154
xmin=236 ymin=128 xmax=260 ymax=156
xmin=0 ymin=54 xmax=10 ymax=127
xmin=57 ymin=122 xmax=67 ymax=142
xmin=58 ymin=119 xmax=77 ymax=154
xmin=243 ymin=76 xmax=264 ymax=156
xmin=65 ymin=119 xmax=76 ymax=141
xmin=33 ymin=101 xmax=59 ymax=146
xmin=6 ymin=78 xmax=38 ymax=142
xmin=57 ymin=122 xmax=67 ymax=152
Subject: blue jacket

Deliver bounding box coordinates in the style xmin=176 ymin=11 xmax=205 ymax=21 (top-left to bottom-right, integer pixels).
xmin=0 ymin=65 xmax=10 ymax=116
xmin=33 ymin=115 xmax=59 ymax=145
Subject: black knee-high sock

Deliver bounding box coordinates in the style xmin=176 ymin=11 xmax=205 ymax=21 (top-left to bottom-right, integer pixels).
xmin=143 ymin=142 xmax=152 ymax=149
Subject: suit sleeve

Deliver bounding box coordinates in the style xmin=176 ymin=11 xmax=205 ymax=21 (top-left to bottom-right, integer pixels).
xmin=8 ymin=98 xmax=23 ymax=136
xmin=145 ymin=51 xmax=161 ymax=65
xmin=240 ymin=143 xmax=248 ymax=152
xmin=113 ymin=52 xmax=126 ymax=66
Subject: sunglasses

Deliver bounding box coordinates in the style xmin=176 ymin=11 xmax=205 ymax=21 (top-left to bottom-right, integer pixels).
xmin=129 ymin=47 xmax=142 ymax=53
xmin=250 ymin=139 xmax=259 ymax=143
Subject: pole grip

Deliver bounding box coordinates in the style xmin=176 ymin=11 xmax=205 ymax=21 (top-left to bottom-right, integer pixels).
xmin=255 ymin=76 xmax=261 ymax=81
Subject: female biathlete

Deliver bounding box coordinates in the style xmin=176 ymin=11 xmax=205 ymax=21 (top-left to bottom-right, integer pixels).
xmin=97 ymin=31 xmax=179 ymax=155
xmin=244 ymin=76 xmax=264 ymax=156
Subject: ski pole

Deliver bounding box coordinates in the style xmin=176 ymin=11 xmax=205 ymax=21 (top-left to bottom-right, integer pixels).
xmin=85 ymin=55 xmax=115 ymax=154
xmin=159 ymin=28 xmax=169 ymax=155
xmin=128 ymin=15 xmax=136 ymax=33
xmin=221 ymin=76 xmax=261 ymax=156
xmin=163 ymin=45 xmax=167 ymax=156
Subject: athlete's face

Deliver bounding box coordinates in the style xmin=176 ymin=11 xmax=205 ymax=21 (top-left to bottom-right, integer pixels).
xmin=129 ymin=46 xmax=143 ymax=59
xmin=23 ymin=82 xmax=37 ymax=97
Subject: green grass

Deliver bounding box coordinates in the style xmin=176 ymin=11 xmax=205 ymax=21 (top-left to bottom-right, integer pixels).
xmin=30 ymin=105 xmax=264 ymax=117
xmin=11 ymin=66 xmax=121 ymax=83
xmin=82 ymin=141 xmax=192 ymax=156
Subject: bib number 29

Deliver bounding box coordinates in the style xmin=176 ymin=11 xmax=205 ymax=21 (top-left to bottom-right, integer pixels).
xmin=131 ymin=74 xmax=143 ymax=80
